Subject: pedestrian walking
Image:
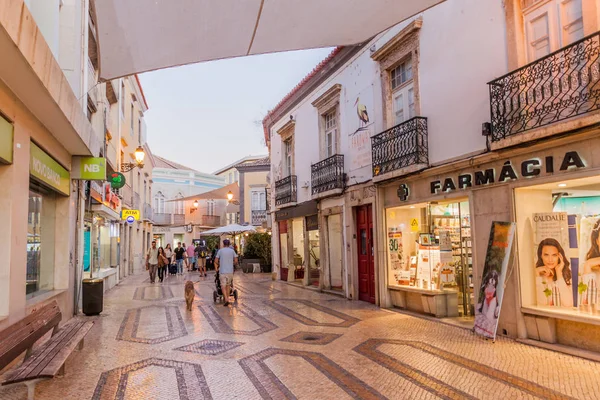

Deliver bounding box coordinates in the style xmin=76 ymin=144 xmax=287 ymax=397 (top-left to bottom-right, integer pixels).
xmin=174 ymin=242 xmax=186 ymax=275
xmin=187 ymin=242 xmax=197 ymax=271
xmin=164 ymin=244 xmax=173 ymax=278
xmin=215 ymin=239 xmax=238 ymax=307
xmin=196 ymin=240 xmax=208 ymax=277
xmin=182 ymin=243 xmax=189 ymax=271
xmin=157 ymin=247 xmax=169 ymax=283
xmin=145 ymin=240 xmax=159 ymax=283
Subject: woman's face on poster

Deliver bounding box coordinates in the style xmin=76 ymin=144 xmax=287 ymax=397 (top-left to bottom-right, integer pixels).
xmin=541 ymin=245 xmax=560 ymax=269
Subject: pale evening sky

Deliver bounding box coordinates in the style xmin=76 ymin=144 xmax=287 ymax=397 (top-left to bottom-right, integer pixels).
xmin=138 ymin=48 xmax=334 ymax=174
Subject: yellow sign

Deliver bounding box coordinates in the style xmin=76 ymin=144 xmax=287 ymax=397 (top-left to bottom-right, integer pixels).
xmin=121 ymin=209 xmax=140 ymax=220
xmin=410 ymin=218 xmax=420 ymax=232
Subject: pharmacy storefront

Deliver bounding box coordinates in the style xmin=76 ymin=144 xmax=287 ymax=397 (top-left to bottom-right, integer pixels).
xmin=380 ymin=133 xmax=600 ymax=353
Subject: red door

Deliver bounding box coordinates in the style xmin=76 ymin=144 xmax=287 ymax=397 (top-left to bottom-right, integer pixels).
xmin=357 ymin=205 xmax=375 ymax=303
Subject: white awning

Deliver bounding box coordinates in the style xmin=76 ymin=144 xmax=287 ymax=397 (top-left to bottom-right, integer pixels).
xmin=201 ymin=224 xmax=257 ymax=236
xmin=95 ymin=0 xmax=445 ymax=81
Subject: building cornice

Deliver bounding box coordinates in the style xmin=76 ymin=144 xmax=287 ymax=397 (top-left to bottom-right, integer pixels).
xmin=371 ymin=18 xmax=423 ymax=62
xmin=311 ymin=84 xmax=342 ymax=109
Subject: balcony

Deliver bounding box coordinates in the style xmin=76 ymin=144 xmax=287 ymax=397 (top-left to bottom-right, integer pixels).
xmin=121 ymin=184 xmax=133 ymax=208
xmin=488 ymin=32 xmax=600 ymax=144
xmin=153 ymin=213 xmax=172 ymax=225
xmin=133 ymin=193 xmax=141 ymax=210
xmin=371 ymin=117 xmax=428 ymax=181
xmin=143 ymin=203 xmax=153 ymax=222
xmin=275 ymin=175 xmax=297 ymax=207
xmin=311 ymin=154 xmax=345 ymax=198
xmin=251 ymin=210 xmax=267 ymax=226
xmin=201 ymin=215 xmax=221 ymax=227
xmin=173 ymin=214 xmax=185 ymax=225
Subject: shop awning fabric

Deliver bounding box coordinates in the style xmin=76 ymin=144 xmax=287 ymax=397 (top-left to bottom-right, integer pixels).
xmin=95 ymin=0 xmax=445 ymax=81
xmin=201 ymin=224 xmax=257 ymax=236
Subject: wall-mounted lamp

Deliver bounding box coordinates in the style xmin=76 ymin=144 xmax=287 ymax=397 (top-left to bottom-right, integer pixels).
xmin=121 ymin=146 xmax=146 ymax=172
xmin=227 ymin=191 xmax=234 ymax=202
xmin=190 ymin=199 xmax=199 ymax=213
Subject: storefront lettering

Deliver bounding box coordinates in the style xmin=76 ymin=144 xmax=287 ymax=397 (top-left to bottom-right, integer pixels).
xmin=32 ymin=157 xmax=61 ymax=186
xmin=430 ymin=151 xmax=585 ymax=195
xmin=533 ymin=213 xmax=566 ymax=222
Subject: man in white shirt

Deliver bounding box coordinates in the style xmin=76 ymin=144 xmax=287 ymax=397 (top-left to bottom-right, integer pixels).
xmin=215 ymin=239 xmax=238 ymax=306
xmin=145 ymin=240 xmax=159 ymax=283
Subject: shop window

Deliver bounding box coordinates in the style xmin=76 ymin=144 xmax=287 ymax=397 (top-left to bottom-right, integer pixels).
xmin=386 ymin=200 xmax=474 ymax=316
xmin=515 ymin=177 xmax=600 ymax=320
xmin=27 ymin=184 xmax=56 ymax=298
xmin=523 ymin=0 xmax=583 ymax=62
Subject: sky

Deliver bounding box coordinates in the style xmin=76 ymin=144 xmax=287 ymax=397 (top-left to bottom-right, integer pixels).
xmin=138 ymin=48 xmax=334 ymax=174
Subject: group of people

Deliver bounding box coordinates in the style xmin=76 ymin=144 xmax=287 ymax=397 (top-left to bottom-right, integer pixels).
xmin=145 ymin=240 xmax=212 ymax=283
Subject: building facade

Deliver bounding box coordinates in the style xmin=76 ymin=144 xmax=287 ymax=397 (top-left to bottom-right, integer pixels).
xmin=152 ymin=155 xmax=225 ymax=248
xmin=234 ymin=157 xmax=270 ymax=227
xmin=264 ymin=0 xmax=600 ymax=356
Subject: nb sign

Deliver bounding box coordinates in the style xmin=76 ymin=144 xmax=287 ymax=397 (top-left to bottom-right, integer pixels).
xmin=84 ymin=164 xmax=101 ymax=173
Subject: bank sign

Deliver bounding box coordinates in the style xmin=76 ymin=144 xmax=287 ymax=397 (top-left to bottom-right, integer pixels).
xmin=71 ymin=156 xmax=107 ymax=180
xmin=30 ymin=142 xmax=70 ymax=195
xmin=121 ymin=209 xmax=140 ymax=220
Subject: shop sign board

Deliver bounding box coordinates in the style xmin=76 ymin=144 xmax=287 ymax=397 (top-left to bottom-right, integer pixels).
xmin=71 ymin=156 xmax=106 ymax=180
xmin=110 ymin=172 xmax=126 ymax=189
xmin=0 ymin=114 xmax=13 ymax=164
xmin=473 ymin=221 xmax=516 ymax=340
xmin=305 ymin=214 xmax=319 ymax=231
xmin=430 ymin=151 xmax=585 ymax=195
xmin=126 ymin=215 xmax=135 ymax=224
xmin=122 ymin=209 xmax=140 ymax=220
xmin=30 ymin=142 xmax=70 ymax=195
xmin=89 ymin=181 xmax=104 ymax=203
xmin=275 ymin=200 xmax=318 ymax=221
xmin=397 ymin=184 xmax=409 ymax=201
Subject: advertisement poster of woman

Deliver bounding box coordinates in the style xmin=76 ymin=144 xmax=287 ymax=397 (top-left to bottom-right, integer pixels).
xmin=579 ymin=217 xmax=600 ymax=310
xmin=535 ymin=238 xmax=573 ymax=307
xmin=474 ymin=221 xmax=516 ymax=340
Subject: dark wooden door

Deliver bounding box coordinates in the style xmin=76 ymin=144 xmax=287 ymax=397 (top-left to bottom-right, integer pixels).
xmin=357 ymin=205 xmax=375 ymax=303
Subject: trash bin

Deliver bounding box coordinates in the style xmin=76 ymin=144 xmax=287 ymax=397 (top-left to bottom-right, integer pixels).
xmin=82 ymin=278 xmax=104 ymax=315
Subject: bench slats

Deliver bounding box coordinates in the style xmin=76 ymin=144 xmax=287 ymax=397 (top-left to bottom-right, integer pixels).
xmin=0 ymin=301 xmax=61 ymax=370
xmin=3 ymin=318 xmax=94 ymax=385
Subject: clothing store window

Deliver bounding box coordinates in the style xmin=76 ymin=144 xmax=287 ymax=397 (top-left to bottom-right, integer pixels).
xmin=27 ymin=183 xmax=56 ymax=297
xmin=385 ymin=200 xmax=474 ymax=316
xmin=515 ymin=176 xmax=600 ymax=321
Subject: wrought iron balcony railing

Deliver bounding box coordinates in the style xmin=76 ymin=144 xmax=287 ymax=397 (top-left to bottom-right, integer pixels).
xmin=153 ymin=213 xmax=172 ymax=225
xmin=371 ymin=117 xmax=428 ymax=177
xmin=201 ymin=215 xmax=221 ymax=227
xmin=311 ymin=154 xmax=345 ymax=195
xmin=173 ymin=214 xmax=185 ymax=225
xmin=275 ymin=175 xmax=297 ymax=206
xmin=120 ymin=184 xmax=133 ymax=207
xmin=488 ymin=31 xmax=600 ymax=141
xmin=143 ymin=203 xmax=153 ymax=222
xmin=251 ymin=210 xmax=267 ymax=225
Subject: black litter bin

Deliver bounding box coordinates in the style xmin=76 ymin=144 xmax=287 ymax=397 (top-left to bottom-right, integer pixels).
xmin=82 ymin=278 xmax=104 ymax=315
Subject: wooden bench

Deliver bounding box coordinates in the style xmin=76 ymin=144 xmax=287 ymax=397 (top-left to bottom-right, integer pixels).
xmin=0 ymin=300 xmax=94 ymax=400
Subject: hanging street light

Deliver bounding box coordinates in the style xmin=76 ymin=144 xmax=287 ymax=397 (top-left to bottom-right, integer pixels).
xmin=121 ymin=146 xmax=146 ymax=172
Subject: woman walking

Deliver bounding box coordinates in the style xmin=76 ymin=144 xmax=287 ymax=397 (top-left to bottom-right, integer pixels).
xmin=157 ymin=247 xmax=169 ymax=283
xmin=165 ymin=244 xmax=173 ymax=278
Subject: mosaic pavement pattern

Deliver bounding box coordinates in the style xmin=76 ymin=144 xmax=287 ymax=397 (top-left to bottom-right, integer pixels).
xmin=2 ymin=270 xmax=600 ymax=400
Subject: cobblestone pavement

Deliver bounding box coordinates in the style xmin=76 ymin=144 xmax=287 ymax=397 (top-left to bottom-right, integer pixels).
xmin=3 ymin=271 xmax=600 ymax=399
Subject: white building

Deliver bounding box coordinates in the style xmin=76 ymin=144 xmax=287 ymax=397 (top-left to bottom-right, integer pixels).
xmin=152 ymin=155 xmax=225 ymax=247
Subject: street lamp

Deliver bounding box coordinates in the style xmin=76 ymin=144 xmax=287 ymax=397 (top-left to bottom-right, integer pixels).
xmin=226 ymin=191 xmax=234 ymax=202
xmin=121 ymin=146 xmax=146 ymax=172
xmin=190 ymin=199 xmax=199 ymax=213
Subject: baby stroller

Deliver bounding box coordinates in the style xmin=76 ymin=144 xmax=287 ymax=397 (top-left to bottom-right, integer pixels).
xmin=213 ymin=271 xmax=238 ymax=303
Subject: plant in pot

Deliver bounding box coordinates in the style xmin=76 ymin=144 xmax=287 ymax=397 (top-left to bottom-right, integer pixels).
xmin=243 ymin=233 xmax=272 ymax=273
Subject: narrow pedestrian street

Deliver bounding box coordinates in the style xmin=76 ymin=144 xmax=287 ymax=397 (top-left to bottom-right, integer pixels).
xmin=3 ymin=271 xmax=599 ymax=400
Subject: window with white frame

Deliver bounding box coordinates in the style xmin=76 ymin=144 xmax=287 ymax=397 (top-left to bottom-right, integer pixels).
xmin=391 ymin=59 xmax=415 ymax=125
xmin=226 ymin=212 xmax=239 ymax=224
xmin=154 ymin=191 xmax=165 ymax=213
xmin=324 ymin=109 xmax=337 ymax=158
xmin=207 ymin=200 xmax=215 ymax=216
xmin=234 ymin=170 xmax=239 ymax=182
xmin=174 ymin=193 xmax=184 ymax=214
xmin=523 ymin=0 xmax=583 ymax=62
xmin=251 ymin=189 xmax=266 ymax=211
xmin=284 ymin=138 xmax=293 ymax=176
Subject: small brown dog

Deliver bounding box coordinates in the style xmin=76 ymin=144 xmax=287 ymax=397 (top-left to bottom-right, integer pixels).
xmin=184 ymin=281 xmax=195 ymax=311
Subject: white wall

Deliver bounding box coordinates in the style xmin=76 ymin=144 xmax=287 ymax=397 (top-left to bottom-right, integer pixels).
xmin=270 ymin=0 xmax=508 ymax=203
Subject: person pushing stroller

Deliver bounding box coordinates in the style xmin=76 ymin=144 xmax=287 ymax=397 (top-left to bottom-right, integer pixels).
xmin=215 ymin=239 xmax=238 ymax=306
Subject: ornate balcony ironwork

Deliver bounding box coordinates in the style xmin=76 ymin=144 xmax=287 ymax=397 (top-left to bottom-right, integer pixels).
xmin=275 ymin=175 xmax=297 ymax=206
xmin=489 ymin=31 xmax=600 ymax=142
xmin=371 ymin=117 xmax=428 ymax=177
xmin=251 ymin=210 xmax=267 ymax=225
xmin=311 ymin=154 xmax=345 ymax=195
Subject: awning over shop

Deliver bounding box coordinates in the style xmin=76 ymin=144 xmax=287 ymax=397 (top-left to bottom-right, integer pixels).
xmin=94 ymin=0 xmax=445 ymax=80
xmin=201 ymin=224 xmax=257 ymax=236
